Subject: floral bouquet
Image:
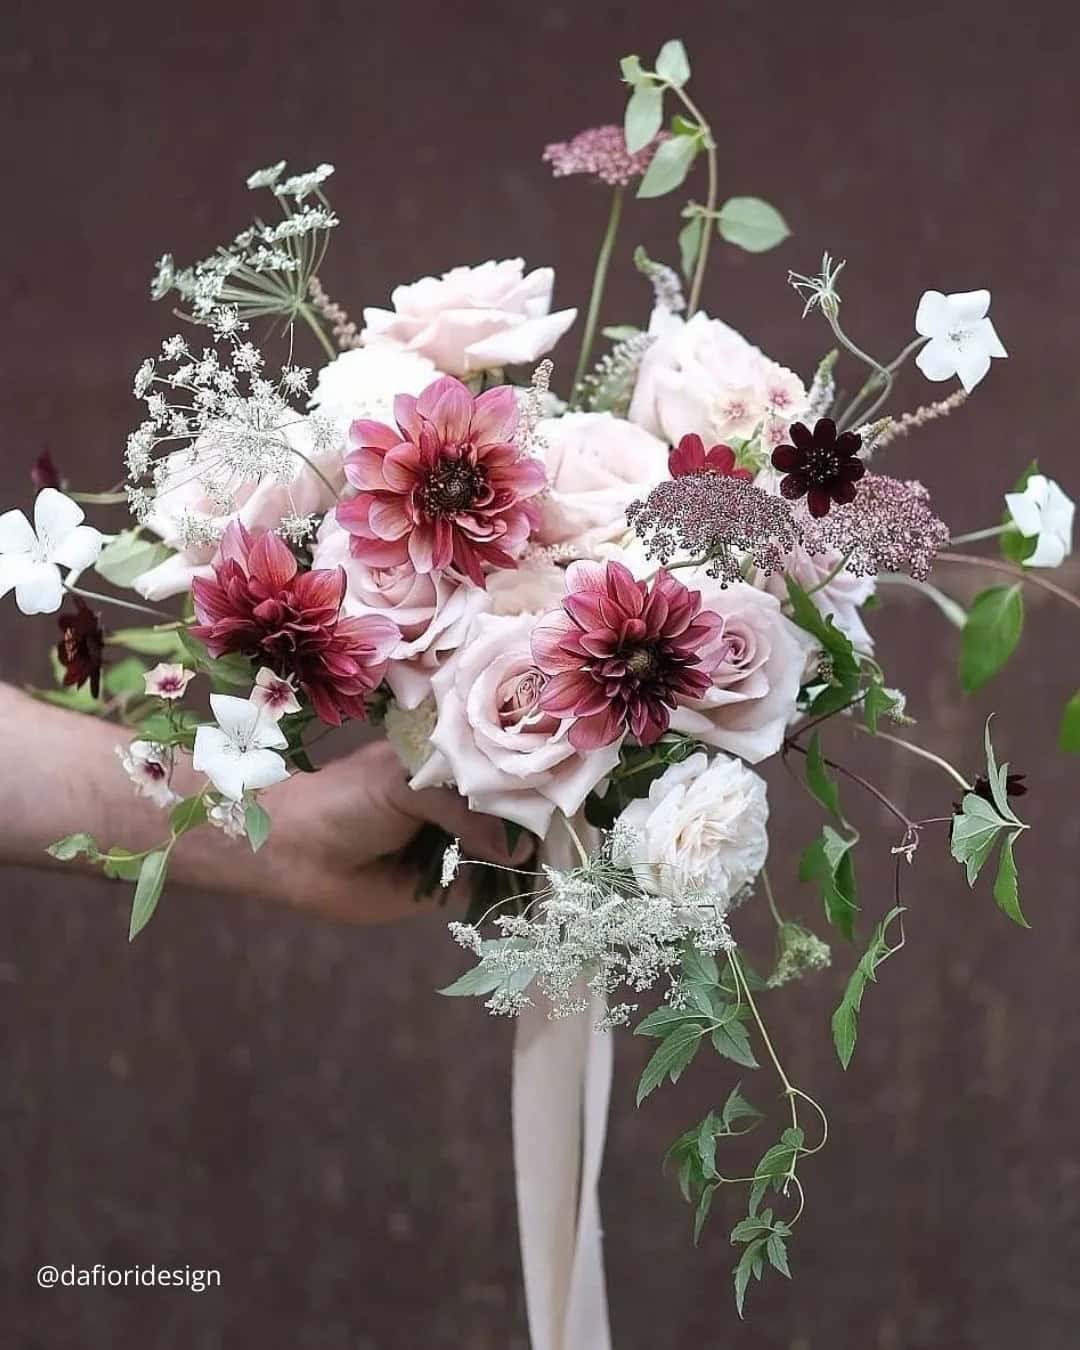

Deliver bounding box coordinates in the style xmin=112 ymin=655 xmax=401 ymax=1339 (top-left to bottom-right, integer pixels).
xmin=7 ymin=36 xmax=1077 ymax=1331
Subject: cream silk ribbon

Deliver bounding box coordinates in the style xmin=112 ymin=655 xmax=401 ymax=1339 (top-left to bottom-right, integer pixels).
xmin=511 ymin=822 xmax=614 ymax=1350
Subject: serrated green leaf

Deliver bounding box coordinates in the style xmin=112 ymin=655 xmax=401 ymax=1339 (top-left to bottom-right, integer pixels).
xmin=47 ymin=832 xmax=100 ymax=862
xmin=801 ymin=829 xmax=858 ymax=940
xmin=438 ymin=964 xmax=506 ymax=998
xmin=636 ymin=1021 xmax=703 ymax=1106
xmin=635 ymin=1006 xmax=707 ymax=1038
xmin=716 ymin=197 xmax=791 ymax=253
xmin=244 ymin=800 xmax=272 ymax=853
xmin=655 ymin=37 xmax=690 ymax=86
xmin=863 ymin=680 xmax=899 ymax=734
xmin=682 ymin=942 xmax=719 ymax=986
xmin=960 ymin=585 xmax=1024 ymax=692
xmin=129 ymin=849 xmax=169 ymax=941
xmin=693 ymin=1183 xmax=717 ymax=1244
xmin=1060 ymin=690 xmax=1080 ymax=752
xmin=624 ymin=84 xmax=664 ymax=153
xmin=831 ymin=906 xmax=904 ymax=1067
xmin=766 ymin=1231 xmax=791 ymax=1277
xmin=993 ymin=831 xmax=1029 ymax=927
xmin=637 ymin=132 xmax=700 ymax=199
xmin=721 ymin=1084 xmax=763 ymax=1131
xmin=711 ymin=1018 xmax=758 ymax=1069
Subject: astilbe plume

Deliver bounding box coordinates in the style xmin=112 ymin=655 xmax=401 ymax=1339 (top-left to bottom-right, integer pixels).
xmin=191 ymin=522 xmax=399 ymax=725
xmin=531 ymin=560 xmax=721 ymax=749
xmin=627 ymin=474 xmax=802 ymax=585
xmin=542 ymin=124 xmax=669 ymax=188
xmin=808 ymin=474 xmax=950 ymax=581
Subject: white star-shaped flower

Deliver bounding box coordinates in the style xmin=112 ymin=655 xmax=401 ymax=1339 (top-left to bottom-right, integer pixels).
xmin=1005 ymin=473 xmax=1075 ymax=568
xmin=0 ymin=489 xmax=104 ymax=614
xmin=192 ymin=694 xmax=290 ymax=800
xmin=914 ymin=289 xmax=1007 ymax=392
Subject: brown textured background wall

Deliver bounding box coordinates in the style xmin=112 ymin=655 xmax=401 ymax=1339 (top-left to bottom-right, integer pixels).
xmin=2 ymin=2 xmax=1079 ymax=1347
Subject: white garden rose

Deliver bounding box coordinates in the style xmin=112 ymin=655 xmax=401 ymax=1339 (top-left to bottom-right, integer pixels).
xmin=308 ymin=346 xmax=439 ymax=434
xmin=628 ymin=310 xmax=806 ymax=447
xmin=614 ymin=751 xmax=768 ymax=905
xmin=360 ymin=258 xmax=577 ymax=376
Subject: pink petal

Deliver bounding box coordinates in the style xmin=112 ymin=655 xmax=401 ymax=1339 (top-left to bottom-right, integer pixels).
xmin=471 ymin=384 xmax=520 ymax=443
xmin=532 ymin=613 xmax=582 ymax=673
xmin=568 ymin=706 xmax=623 ymax=750
xmin=408 ymin=524 xmax=436 ymax=572
xmin=249 ymin=531 xmax=298 ymax=590
xmin=368 ymin=498 xmax=411 ymax=540
xmin=348 ymin=419 xmax=400 ymax=453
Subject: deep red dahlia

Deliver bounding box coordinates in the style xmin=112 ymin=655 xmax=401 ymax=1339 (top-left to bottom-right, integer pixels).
xmin=668 ymin=433 xmax=753 ymax=482
xmin=337 ymin=375 xmax=546 ymax=587
xmin=531 ymin=560 xmax=722 ymax=750
xmin=56 ymin=596 xmax=103 ymax=698
xmin=771 ymin=418 xmax=864 ymax=518
xmin=191 ymin=522 xmax=400 ymax=726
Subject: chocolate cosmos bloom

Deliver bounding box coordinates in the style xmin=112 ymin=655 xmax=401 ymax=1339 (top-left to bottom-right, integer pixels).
xmin=32 ymin=449 xmax=62 ymax=493
xmin=532 ymin=560 xmax=722 ymax=750
xmin=56 ymin=596 xmax=104 ymax=698
xmin=771 ymin=418 xmax=864 ymax=518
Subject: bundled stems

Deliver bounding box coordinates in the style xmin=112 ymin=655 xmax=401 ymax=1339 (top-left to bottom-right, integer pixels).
xmin=937 ymin=550 xmax=1080 ymax=615
xmin=669 ymin=88 xmax=718 ymax=315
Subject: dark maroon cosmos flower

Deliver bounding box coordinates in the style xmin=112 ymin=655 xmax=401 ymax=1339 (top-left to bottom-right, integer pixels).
xmin=669 ymin=434 xmax=753 ymax=482
xmin=771 ymin=418 xmax=864 ymax=518
xmin=56 ymin=597 xmax=104 ymax=698
xmin=531 ymin=560 xmax=721 ymax=749
xmin=953 ymin=772 xmax=1028 ymax=815
xmin=32 ymin=449 xmax=62 ymax=493
xmin=191 ymin=522 xmax=400 ymax=726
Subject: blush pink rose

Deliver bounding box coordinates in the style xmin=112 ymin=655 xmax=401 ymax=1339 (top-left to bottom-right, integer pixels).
xmin=361 ymin=259 xmax=577 ymax=376
xmin=410 ymin=612 xmax=622 ymax=836
xmin=764 ymin=543 xmax=876 ymax=654
xmin=669 ymin=580 xmax=813 ymax=763
xmin=133 ymin=424 xmax=344 ymax=601
xmin=311 ymin=515 xmax=488 ymax=709
xmin=533 ymin=411 xmax=668 ymax=550
xmin=628 ymin=310 xmax=806 ymax=448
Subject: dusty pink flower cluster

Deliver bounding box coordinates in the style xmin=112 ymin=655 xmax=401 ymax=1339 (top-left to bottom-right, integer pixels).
xmin=542 ymin=124 xmax=669 ymax=187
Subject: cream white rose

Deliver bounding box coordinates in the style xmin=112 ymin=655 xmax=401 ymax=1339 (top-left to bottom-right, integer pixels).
xmin=308 ymin=346 xmax=439 ymax=434
xmin=614 ymin=751 xmax=769 ymax=905
xmin=311 ymin=515 xmax=488 ymax=709
xmin=533 ymin=412 xmax=668 ymax=550
xmin=410 ymin=612 xmax=621 ymax=836
xmin=628 ymin=311 xmax=806 ymax=447
xmin=670 ymin=581 xmax=813 ymax=763
xmin=361 ymin=258 xmax=577 ymax=376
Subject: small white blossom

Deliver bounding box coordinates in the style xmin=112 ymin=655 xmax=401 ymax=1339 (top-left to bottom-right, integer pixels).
xmin=192 ymin=694 xmax=290 ymax=800
xmin=116 ymin=741 xmax=180 ymax=809
xmin=914 ymin=289 xmax=1007 ymax=392
xmin=246 ymin=160 xmax=287 ymax=190
xmin=440 ymin=839 xmax=462 ymax=888
xmin=208 ymin=798 xmax=247 ymax=838
xmin=250 ymin=667 xmax=301 ymax=721
xmin=0 ymin=489 xmax=104 ymax=615
xmin=144 ymin=662 xmax=196 ymax=700
xmin=273 ymin=163 xmax=335 ymax=200
xmin=1005 ymin=473 xmax=1075 ymax=568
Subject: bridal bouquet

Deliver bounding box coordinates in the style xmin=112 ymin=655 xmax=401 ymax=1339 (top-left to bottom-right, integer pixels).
xmin=8 ymin=38 xmax=1076 ymax=1318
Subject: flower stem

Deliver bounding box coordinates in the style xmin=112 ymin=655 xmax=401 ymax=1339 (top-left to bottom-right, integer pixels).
xmin=66 ymin=585 xmax=170 ymax=620
xmin=950 ymin=524 xmax=1008 ymax=545
xmin=571 ymin=187 xmax=625 ymax=404
xmin=936 ymin=550 xmax=1080 ymax=615
xmin=297 ymin=303 xmax=337 ymax=361
xmin=68 ymin=491 xmax=129 ymax=506
xmin=761 ymin=867 xmax=785 ymax=929
xmin=854 ymin=724 xmax=972 ymax=791
xmin=669 ymin=89 xmax=717 ymax=316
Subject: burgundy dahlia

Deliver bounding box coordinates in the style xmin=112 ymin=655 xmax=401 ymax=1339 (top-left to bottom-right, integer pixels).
xmin=771 ymin=418 xmax=865 ymax=518
xmin=337 ymin=375 xmax=545 ymax=587
xmin=669 ymin=434 xmax=753 ymax=482
xmin=56 ymin=596 xmax=104 ymax=698
xmin=531 ymin=560 xmax=721 ymax=750
xmin=191 ymin=522 xmax=400 ymax=726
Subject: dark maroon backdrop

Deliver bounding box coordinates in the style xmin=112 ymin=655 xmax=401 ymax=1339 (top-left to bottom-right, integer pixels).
xmin=2 ymin=2 xmax=1079 ymax=1347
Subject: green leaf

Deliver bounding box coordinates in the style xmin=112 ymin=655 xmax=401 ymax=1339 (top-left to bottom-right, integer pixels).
xmin=805 ymin=732 xmax=841 ymax=819
xmin=710 ymin=1018 xmax=758 ymax=1069
xmin=47 ymin=832 xmax=100 ymax=862
xmin=784 ymin=577 xmax=860 ymax=687
xmin=951 ymin=793 xmax=1008 ymax=885
xmin=624 ymin=84 xmax=664 ymax=153
xmin=619 ymin=53 xmax=647 ymax=85
xmin=863 ymin=680 xmax=899 ymax=734
xmin=102 ymin=848 xmax=143 ymax=881
xmin=721 ymin=1084 xmax=763 ymax=1132
xmin=959 ymin=585 xmax=1024 ymax=692
xmin=95 ymin=531 xmax=172 ymax=588
xmin=129 ymin=849 xmax=169 ymax=941
xmin=103 ymin=656 xmax=147 ymax=697
xmin=170 ymin=794 xmax=208 ymax=835
xmin=734 ymin=1238 xmax=765 ymax=1317
xmin=438 ymin=964 xmax=506 ymax=998
xmin=244 ymin=800 xmax=272 ymax=853
xmin=176 ymin=629 xmax=253 ymax=688
xmin=635 ymin=1006 xmax=707 ymax=1038
xmin=637 ymin=132 xmax=700 ymax=199
xmin=636 ymin=1022 xmax=703 ymax=1105
xmin=800 ymin=828 xmax=858 ymax=940
xmin=830 ymin=906 xmax=904 ymax=1067
xmin=693 ymin=1183 xmax=717 ymax=1245
xmin=1001 ymin=458 xmax=1040 ymax=563
xmin=766 ymin=1231 xmax=791 ymax=1278
xmin=677 ymin=215 xmax=703 ymax=280
xmin=716 ymin=197 xmax=791 ymax=253
xmin=682 ymin=942 xmax=719 ymax=986
xmin=654 ymin=38 xmax=690 ymax=86
xmin=993 ymin=831 xmax=1029 ymax=928
xmin=1059 ymin=690 xmax=1080 ymax=752
xmin=106 ymin=626 xmax=186 ymax=657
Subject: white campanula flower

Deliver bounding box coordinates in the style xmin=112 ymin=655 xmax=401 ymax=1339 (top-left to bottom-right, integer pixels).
xmin=250 ymin=667 xmax=301 ymax=721
xmin=613 ymin=751 xmax=769 ymax=907
xmin=192 ymin=694 xmax=289 ymax=800
xmin=1005 ymin=474 xmax=1075 ymax=568
xmin=0 ymin=489 xmax=104 ymax=615
xmin=914 ymin=289 xmax=1007 ymax=392
xmin=144 ymin=663 xmax=195 ymax=700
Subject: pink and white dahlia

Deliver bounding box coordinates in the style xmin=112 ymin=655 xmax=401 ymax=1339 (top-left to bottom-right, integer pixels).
xmin=531 ymin=560 xmax=722 ymax=750
xmin=337 ymin=375 xmax=546 ymax=587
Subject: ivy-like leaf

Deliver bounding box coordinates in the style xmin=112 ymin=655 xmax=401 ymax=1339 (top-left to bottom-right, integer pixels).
xmin=637 ymin=132 xmax=700 ymax=199
xmin=624 ymin=84 xmax=663 ymax=154
xmin=716 ymin=196 xmax=791 ymax=253
xmin=654 ymin=37 xmax=690 ymax=86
